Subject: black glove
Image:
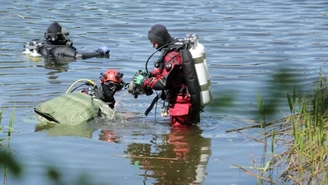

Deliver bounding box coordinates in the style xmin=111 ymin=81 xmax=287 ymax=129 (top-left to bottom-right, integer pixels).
xmin=126 ymin=80 xmax=144 ymax=99
xmin=145 ymin=88 xmax=153 ymax=96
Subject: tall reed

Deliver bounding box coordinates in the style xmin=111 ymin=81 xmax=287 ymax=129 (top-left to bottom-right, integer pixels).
xmin=280 ymin=73 xmax=328 ymax=184
xmin=3 ymin=108 xmax=17 ymax=185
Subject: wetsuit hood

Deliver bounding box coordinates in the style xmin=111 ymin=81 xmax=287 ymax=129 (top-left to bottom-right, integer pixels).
xmin=46 ymin=22 xmax=62 ymax=42
xmin=148 ymin=24 xmax=174 ymax=48
xmin=44 ymin=22 xmax=72 ymax=45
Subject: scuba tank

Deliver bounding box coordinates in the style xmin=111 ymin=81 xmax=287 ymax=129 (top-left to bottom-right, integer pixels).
xmin=185 ymin=34 xmax=212 ymax=107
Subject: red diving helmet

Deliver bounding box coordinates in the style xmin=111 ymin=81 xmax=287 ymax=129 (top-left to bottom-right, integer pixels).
xmin=100 ymin=69 xmax=123 ymax=84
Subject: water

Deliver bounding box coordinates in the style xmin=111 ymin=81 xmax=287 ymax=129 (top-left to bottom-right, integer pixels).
xmin=0 ymin=0 xmax=327 ymax=184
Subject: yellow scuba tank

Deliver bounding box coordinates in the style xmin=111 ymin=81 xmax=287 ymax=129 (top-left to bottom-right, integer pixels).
xmin=186 ymin=34 xmax=212 ymax=106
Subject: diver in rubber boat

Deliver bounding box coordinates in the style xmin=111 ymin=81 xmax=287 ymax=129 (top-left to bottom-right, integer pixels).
xmin=23 ymin=22 xmax=110 ymax=61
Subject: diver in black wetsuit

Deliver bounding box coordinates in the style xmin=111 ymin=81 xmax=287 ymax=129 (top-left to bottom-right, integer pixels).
xmin=23 ymin=22 xmax=110 ymax=61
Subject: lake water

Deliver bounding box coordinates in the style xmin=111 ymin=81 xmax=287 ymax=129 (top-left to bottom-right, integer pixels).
xmin=0 ymin=0 xmax=327 ymax=184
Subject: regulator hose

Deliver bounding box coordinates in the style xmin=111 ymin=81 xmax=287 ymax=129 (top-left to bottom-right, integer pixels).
xmin=65 ymin=79 xmax=95 ymax=94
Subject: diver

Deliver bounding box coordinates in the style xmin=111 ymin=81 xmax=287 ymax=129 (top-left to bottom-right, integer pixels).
xmin=128 ymin=24 xmax=201 ymax=128
xmin=23 ymin=22 xmax=110 ymax=61
xmin=81 ymin=69 xmax=125 ymax=109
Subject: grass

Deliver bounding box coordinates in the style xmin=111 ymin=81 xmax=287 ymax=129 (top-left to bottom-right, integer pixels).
xmin=230 ymin=72 xmax=328 ymax=185
xmin=1 ymin=108 xmax=22 ymax=185
xmin=277 ymin=73 xmax=328 ymax=184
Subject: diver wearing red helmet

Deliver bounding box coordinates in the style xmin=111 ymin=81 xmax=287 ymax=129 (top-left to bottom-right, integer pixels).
xmin=82 ymin=69 xmax=125 ymax=109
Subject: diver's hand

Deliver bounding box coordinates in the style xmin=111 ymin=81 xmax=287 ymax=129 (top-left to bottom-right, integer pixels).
xmin=126 ymin=80 xmax=145 ymax=99
xmin=133 ymin=74 xmax=145 ymax=85
xmin=144 ymin=88 xmax=153 ymax=96
xmin=96 ymin=46 xmax=110 ymax=55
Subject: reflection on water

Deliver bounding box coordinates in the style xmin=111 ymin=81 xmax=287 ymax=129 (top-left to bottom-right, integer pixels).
xmin=34 ymin=121 xmax=94 ymax=138
xmin=35 ymin=119 xmax=212 ymax=184
xmin=34 ymin=114 xmax=212 ymax=184
xmin=42 ymin=57 xmax=74 ymax=71
xmin=34 ymin=114 xmax=138 ymax=142
xmin=35 ymin=121 xmax=120 ymax=143
xmin=124 ymin=125 xmax=211 ymax=185
xmin=99 ymin=129 xmax=120 ymax=143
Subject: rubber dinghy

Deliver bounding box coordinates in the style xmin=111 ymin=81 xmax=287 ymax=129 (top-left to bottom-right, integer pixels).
xmin=34 ymin=92 xmax=117 ymax=125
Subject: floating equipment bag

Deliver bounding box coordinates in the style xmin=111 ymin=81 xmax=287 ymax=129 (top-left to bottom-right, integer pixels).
xmin=34 ymin=92 xmax=116 ymax=125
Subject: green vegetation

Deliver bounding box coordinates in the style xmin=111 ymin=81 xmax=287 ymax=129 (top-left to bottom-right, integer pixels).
xmin=277 ymin=73 xmax=328 ymax=184
xmin=230 ymin=72 xmax=328 ymax=185
xmin=1 ymin=108 xmax=22 ymax=185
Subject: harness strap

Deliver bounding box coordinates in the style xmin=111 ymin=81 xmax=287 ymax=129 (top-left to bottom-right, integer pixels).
xmin=144 ymin=92 xmax=162 ymax=116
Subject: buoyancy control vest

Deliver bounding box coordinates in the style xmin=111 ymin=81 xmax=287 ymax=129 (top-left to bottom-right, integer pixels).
xmin=34 ymin=92 xmax=117 ymax=125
